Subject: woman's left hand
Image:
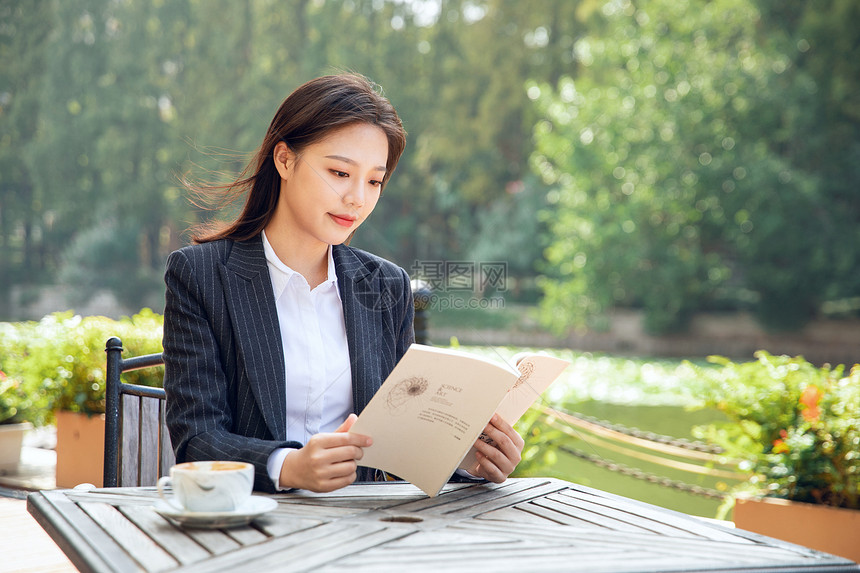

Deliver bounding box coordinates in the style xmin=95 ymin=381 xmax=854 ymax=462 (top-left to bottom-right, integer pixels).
xmin=470 ymin=414 xmax=525 ymax=483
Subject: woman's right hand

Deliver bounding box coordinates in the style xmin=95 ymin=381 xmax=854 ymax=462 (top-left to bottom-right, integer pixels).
xmin=278 ymin=414 xmax=372 ymax=492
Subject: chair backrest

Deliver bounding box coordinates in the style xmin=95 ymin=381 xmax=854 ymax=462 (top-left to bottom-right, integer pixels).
xmin=103 ymin=337 xmax=174 ymax=488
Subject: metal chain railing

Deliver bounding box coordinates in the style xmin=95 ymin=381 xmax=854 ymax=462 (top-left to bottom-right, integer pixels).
xmin=550 ymin=408 xmax=725 ymax=455
xmin=556 ymin=443 xmax=728 ymax=499
xmin=531 ymin=406 xmax=746 ymax=499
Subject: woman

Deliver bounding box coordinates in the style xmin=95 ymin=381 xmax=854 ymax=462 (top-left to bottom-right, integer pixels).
xmin=163 ymin=73 xmax=523 ymax=494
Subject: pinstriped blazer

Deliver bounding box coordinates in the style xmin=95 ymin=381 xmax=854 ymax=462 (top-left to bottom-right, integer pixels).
xmin=162 ymin=234 xmax=414 ymax=492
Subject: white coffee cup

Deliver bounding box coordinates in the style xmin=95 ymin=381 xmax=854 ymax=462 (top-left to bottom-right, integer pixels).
xmin=157 ymin=461 xmax=254 ymax=513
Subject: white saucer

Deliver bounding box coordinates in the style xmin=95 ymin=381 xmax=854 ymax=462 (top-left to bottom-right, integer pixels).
xmin=154 ymin=496 xmax=278 ymax=529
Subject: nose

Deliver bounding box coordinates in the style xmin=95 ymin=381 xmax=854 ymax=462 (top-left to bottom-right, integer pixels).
xmin=342 ymin=180 xmax=366 ymax=209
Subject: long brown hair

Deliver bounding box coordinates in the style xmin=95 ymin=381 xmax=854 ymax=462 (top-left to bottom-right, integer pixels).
xmin=187 ymin=73 xmax=406 ymax=244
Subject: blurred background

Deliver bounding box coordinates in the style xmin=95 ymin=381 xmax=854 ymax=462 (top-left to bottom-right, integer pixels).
xmin=1 ymin=0 xmax=859 ymax=522
xmin=2 ymin=0 xmax=859 ymax=361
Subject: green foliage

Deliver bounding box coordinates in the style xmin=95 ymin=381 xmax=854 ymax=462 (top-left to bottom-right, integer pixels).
xmin=0 ymin=310 xmax=164 ymax=421
xmin=3 ymin=0 xmax=857 ymax=334
xmin=0 ymin=370 xmax=26 ymax=424
xmin=1 ymin=0 xmax=596 ymax=314
xmin=513 ymin=406 xmax=566 ymax=478
xmin=533 ymin=0 xmax=860 ymax=334
xmin=689 ymin=352 xmax=860 ymax=509
xmin=0 ymin=324 xmax=45 ymax=425
xmin=59 ymin=220 xmax=165 ymax=311
xmin=0 ymin=0 xmax=53 ymax=286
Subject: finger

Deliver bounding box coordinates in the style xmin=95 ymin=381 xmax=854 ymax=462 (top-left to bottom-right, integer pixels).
xmin=478 ymin=422 xmax=519 ymax=463
xmin=308 ymin=443 xmax=366 ymax=469
xmin=487 ymin=414 xmax=524 ymax=447
xmin=328 ymin=444 xmax=366 ymax=463
xmin=315 ymin=470 xmax=358 ymax=493
xmin=473 ymin=423 xmax=522 ymax=478
xmin=473 ymin=437 xmax=515 ymax=476
xmin=474 ymin=450 xmax=507 ymax=484
xmin=312 ymin=430 xmax=372 ymax=449
xmin=314 ymin=458 xmax=358 ymax=481
xmin=335 ymin=413 xmax=358 ymax=432
xmin=307 ymin=469 xmax=357 ymax=493
xmin=483 ymin=415 xmax=524 ymax=457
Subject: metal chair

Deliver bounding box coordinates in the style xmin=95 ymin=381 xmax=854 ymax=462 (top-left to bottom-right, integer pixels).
xmin=103 ymin=337 xmax=174 ymax=487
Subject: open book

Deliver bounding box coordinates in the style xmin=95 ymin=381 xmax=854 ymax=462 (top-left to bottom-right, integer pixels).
xmin=349 ymin=344 xmax=570 ymax=497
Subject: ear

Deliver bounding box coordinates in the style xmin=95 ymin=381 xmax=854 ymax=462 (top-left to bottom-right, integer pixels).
xmin=272 ymin=141 xmax=295 ymax=179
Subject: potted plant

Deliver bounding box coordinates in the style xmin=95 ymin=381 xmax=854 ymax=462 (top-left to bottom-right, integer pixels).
xmin=8 ymin=311 xmax=164 ymax=487
xmin=0 ymin=369 xmax=34 ymax=473
xmin=690 ymin=351 xmax=859 ymax=562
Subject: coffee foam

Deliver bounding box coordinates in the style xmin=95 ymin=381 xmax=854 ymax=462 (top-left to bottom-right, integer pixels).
xmin=175 ymin=461 xmax=250 ymax=472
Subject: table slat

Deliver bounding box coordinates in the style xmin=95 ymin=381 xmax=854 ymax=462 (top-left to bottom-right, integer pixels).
xmin=119 ymin=505 xmax=211 ymax=566
xmin=78 ymin=501 xmax=178 ymax=572
xmin=245 ymin=526 xmax=413 ymax=572
xmin=224 ymin=523 xmax=269 ymax=545
xmin=557 ymin=488 xmax=756 ymax=544
xmin=513 ymin=497 xmax=652 ymax=531
xmin=255 ymin=514 xmax=325 ymax=537
xmin=29 ymin=490 xmax=144 ymax=573
xmin=181 ymin=528 xmax=241 ymax=555
xmin=176 ymin=521 xmax=388 ymax=573
xmin=28 ymin=479 xmax=858 ymax=573
xmin=439 ymin=479 xmax=568 ymax=516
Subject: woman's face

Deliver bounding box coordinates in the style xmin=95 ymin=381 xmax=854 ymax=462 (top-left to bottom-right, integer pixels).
xmin=271 ymin=122 xmax=388 ymax=249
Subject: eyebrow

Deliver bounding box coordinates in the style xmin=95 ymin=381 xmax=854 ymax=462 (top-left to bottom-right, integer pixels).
xmin=325 ymin=154 xmax=387 ymax=173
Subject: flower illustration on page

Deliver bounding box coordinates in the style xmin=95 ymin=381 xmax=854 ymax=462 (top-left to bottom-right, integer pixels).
xmin=386 ymin=376 xmax=429 ymax=414
xmin=512 ymin=360 xmax=535 ymax=390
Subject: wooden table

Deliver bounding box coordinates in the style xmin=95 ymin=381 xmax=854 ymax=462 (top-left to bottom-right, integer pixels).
xmin=28 ymin=478 xmax=858 ymax=572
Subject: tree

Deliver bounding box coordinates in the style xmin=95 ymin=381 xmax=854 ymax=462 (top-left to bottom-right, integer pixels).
xmin=46 ymin=0 xmax=192 ymax=309
xmin=753 ymin=0 xmax=860 ymax=315
xmin=0 ymin=0 xmax=54 ymax=296
xmin=533 ymin=0 xmax=859 ymax=333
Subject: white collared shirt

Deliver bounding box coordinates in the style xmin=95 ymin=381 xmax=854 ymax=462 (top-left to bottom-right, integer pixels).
xmin=262 ymin=231 xmax=353 ymax=488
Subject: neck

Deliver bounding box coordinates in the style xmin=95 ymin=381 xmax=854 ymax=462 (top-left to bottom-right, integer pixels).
xmin=263 ymin=227 xmax=329 ymax=289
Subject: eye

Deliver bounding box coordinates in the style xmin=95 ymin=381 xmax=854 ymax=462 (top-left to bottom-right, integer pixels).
xmin=369 ymin=179 xmax=384 ymax=188
xmin=330 ymin=169 xmax=349 ymax=178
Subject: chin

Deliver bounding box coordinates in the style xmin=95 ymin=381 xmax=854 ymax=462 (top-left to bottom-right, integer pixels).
xmin=321 ymin=233 xmax=351 ymax=246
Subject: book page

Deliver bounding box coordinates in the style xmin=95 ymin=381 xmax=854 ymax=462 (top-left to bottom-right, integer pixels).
xmin=496 ymin=353 xmax=571 ymax=424
xmin=350 ymin=344 xmax=519 ymax=497
xmin=458 ymin=353 xmax=570 ymax=474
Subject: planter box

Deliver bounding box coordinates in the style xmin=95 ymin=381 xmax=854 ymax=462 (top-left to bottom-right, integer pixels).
xmin=55 ymin=410 xmax=105 ymax=488
xmin=0 ymin=421 xmax=32 ymax=473
xmin=734 ymin=496 xmax=860 ymax=563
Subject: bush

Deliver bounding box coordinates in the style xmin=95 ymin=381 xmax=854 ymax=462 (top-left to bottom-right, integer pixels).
xmin=689 ymin=352 xmax=860 ymax=510
xmin=0 ymin=310 xmax=164 ymax=422
xmin=0 ymin=370 xmax=28 ymax=424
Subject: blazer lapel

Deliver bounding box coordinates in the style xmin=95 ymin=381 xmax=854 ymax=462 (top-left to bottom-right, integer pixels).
xmin=334 ymin=245 xmax=384 ymax=415
xmin=220 ymin=236 xmax=288 ymax=441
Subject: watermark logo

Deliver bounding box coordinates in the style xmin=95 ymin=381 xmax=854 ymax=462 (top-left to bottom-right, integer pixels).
xmin=411 ymin=260 xmax=507 ymax=312
xmin=350 ymin=265 xmax=407 ymax=313
xmin=350 ymin=260 xmax=509 ymax=313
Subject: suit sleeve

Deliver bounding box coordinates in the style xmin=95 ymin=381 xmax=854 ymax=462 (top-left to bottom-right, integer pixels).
xmin=162 ymin=248 xmax=299 ymax=492
xmin=395 ymin=265 xmax=416 ymax=361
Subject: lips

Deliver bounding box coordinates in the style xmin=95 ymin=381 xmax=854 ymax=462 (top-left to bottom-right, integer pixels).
xmin=329 ymin=213 xmax=357 ymax=228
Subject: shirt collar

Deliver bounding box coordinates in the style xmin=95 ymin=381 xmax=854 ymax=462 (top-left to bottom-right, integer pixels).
xmin=261 ymin=231 xmax=339 ymax=299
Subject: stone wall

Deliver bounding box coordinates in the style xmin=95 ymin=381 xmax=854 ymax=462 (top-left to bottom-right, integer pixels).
xmin=5 ymin=285 xmax=143 ymax=322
